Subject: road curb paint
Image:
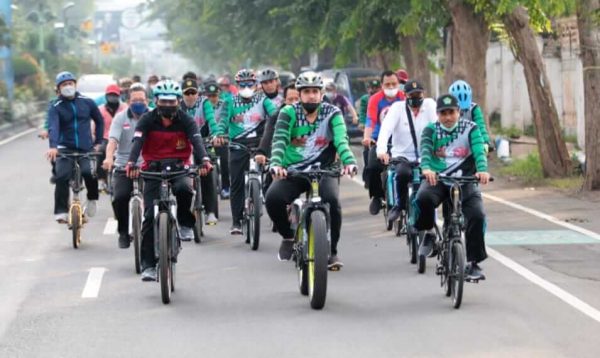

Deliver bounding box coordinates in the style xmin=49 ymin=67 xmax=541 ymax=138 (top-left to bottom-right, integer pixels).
xmin=81 ymin=267 xmax=106 ymax=298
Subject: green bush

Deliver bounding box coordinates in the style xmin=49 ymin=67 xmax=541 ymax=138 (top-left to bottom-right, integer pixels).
xmin=12 ymin=56 xmax=38 ymax=82
xmin=499 ymin=152 xmax=544 ymax=183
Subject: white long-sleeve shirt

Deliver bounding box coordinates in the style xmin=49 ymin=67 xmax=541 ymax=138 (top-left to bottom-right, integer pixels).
xmin=376 ymin=98 xmax=437 ymax=161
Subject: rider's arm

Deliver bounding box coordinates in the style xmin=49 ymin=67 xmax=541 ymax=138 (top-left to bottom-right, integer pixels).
xmin=215 ymin=98 xmax=232 ymax=137
xmin=358 ymin=95 xmax=368 ymax=125
xmin=127 ymin=115 xmax=150 ymax=164
xmin=263 ymin=97 xmax=278 ymax=117
xmin=469 ymin=124 xmax=488 ymax=172
xmin=202 ymin=99 xmax=219 ymax=135
xmin=471 ymin=105 xmax=490 ymax=145
xmin=89 ymin=101 xmax=105 ymax=146
xmin=257 ymin=107 xmax=281 ymax=157
xmin=107 ymin=112 xmax=124 ymax=160
xmin=48 ymin=104 xmax=60 ymax=148
xmin=376 ymin=102 xmax=401 ymax=155
xmin=331 ymin=113 xmax=357 ymax=166
xmin=182 ymin=114 xmax=209 ymax=163
xmin=269 ymin=108 xmax=293 ymax=167
xmin=419 ymin=123 xmax=436 ymax=171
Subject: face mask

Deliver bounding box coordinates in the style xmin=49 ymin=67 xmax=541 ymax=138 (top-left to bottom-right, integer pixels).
xmin=407 ymin=97 xmax=424 ymax=108
xmin=239 ymin=87 xmax=254 ymax=99
xmin=60 ymin=85 xmax=76 ymax=98
xmin=130 ymin=102 xmax=147 ymax=116
xmin=441 ymin=121 xmax=459 ymax=132
xmin=158 ymin=105 xmax=178 ymax=119
xmin=265 ymin=91 xmax=278 ymax=99
xmin=106 ymin=94 xmax=120 ymax=104
xmin=120 ymin=93 xmax=129 ymax=102
xmin=399 ymin=83 xmax=405 ymax=92
xmin=383 ymin=88 xmax=399 ymax=98
xmin=325 ymin=91 xmax=334 ymax=99
xmin=301 ymin=102 xmax=319 ymax=114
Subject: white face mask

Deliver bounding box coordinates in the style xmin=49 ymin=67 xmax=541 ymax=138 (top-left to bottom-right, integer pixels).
xmin=441 ymin=121 xmax=459 ymax=132
xmin=325 ymin=91 xmax=334 ymax=98
xmin=239 ymin=87 xmax=254 ymax=99
xmin=383 ymin=87 xmax=399 ymax=98
xmin=60 ymin=85 xmax=76 ymax=98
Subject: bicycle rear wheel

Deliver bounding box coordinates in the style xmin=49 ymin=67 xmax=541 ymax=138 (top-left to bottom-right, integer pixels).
xmin=249 ymin=179 xmax=261 ymax=251
xmin=450 ymin=240 xmax=465 ymax=309
xmin=158 ymin=213 xmax=171 ymax=304
xmin=308 ymin=210 xmax=328 ymax=310
xmin=70 ymin=204 xmax=82 ymax=249
xmin=132 ymin=200 xmax=142 ymax=274
xmin=193 ymin=180 xmax=203 ymax=243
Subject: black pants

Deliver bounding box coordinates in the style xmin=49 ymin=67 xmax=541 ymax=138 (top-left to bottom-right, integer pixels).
xmin=366 ymin=146 xmax=385 ymax=199
xmin=361 ymin=145 xmax=369 ymax=185
xmin=111 ymin=170 xmax=133 ymax=235
xmin=229 ymin=148 xmax=249 ymax=224
xmin=141 ymin=175 xmax=194 ymax=270
xmin=54 ymin=151 xmax=99 ymax=214
xmin=391 ymin=160 xmax=413 ymax=210
xmin=200 ymin=171 xmax=218 ymax=214
xmin=413 ymin=181 xmax=487 ymax=263
xmin=265 ymin=176 xmax=342 ymax=256
xmin=215 ymin=146 xmax=230 ymax=189
xmin=96 ymin=140 xmax=108 ymax=181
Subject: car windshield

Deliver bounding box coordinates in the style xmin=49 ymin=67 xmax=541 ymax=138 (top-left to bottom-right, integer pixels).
xmin=349 ymin=74 xmax=379 ymax=100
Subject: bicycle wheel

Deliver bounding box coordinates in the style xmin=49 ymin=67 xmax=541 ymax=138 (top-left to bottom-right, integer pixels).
xmin=158 ymin=212 xmax=171 ymax=304
xmin=71 ymin=204 xmax=82 ymax=249
xmin=308 ymin=210 xmax=328 ymax=310
xmin=132 ymin=200 xmax=142 ymax=274
xmin=194 ymin=206 xmax=204 ymax=243
xmin=211 ymin=169 xmax=220 ymax=219
xmin=450 ymin=240 xmax=465 ymax=309
xmin=407 ymin=225 xmax=418 ymax=265
xmin=249 ymin=179 xmax=261 ymax=251
xmin=170 ymin=221 xmax=178 ymax=293
xmin=296 ymin=226 xmax=308 ymax=296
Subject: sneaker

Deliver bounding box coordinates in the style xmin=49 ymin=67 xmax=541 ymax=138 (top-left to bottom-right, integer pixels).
xmin=180 ymin=226 xmax=194 ymax=241
xmin=55 ymin=213 xmax=68 ymax=223
xmin=220 ymin=188 xmax=230 ymax=199
xmin=85 ymin=200 xmax=97 ymax=218
xmin=141 ymin=267 xmax=157 ymax=282
xmin=278 ymin=238 xmax=295 ymax=261
xmin=118 ymin=233 xmax=131 ymax=249
xmin=466 ymin=262 xmax=486 ymax=281
xmin=99 ymin=180 xmax=109 ymax=194
xmin=387 ymin=206 xmax=402 ymax=223
xmin=369 ymin=197 xmax=382 ymax=215
xmin=419 ymin=232 xmax=436 ymax=258
xmin=206 ymin=213 xmax=218 ymax=225
xmin=328 ymin=255 xmax=344 ymax=271
xmin=230 ymin=223 xmax=242 ymax=235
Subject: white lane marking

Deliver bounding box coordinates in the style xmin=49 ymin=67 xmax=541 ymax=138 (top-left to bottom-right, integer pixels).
xmin=103 ymin=218 xmax=118 ymax=235
xmin=487 ymin=247 xmax=600 ymax=323
xmin=0 ymin=127 xmax=38 ymax=146
xmin=482 ymin=193 xmax=600 ymax=243
xmin=350 ymin=176 xmax=600 ymax=323
xmin=81 ymin=267 xmax=106 ymax=298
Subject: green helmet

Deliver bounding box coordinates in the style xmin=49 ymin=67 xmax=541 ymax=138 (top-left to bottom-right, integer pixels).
xmin=295 ymin=71 xmax=323 ymax=90
xmin=153 ymin=79 xmax=182 ymax=100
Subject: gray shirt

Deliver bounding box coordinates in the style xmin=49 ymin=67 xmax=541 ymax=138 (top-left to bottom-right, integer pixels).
xmin=109 ymin=109 xmax=143 ymax=167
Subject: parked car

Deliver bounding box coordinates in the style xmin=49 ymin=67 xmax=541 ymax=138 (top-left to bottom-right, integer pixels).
xmin=77 ymin=74 xmax=116 ymax=102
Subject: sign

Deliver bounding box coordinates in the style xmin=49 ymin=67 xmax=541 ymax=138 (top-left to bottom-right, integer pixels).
xmin=121 ymin=8 xmax=142 ymax=29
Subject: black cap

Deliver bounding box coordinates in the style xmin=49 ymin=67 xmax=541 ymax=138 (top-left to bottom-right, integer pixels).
xmin=204 ymin=81 xmax=219 ymax=94
xmin=368 ymin=79 xmax=381 ymax=88
xmin=404 ymin=80 xmax=424 ymax=94
xmin=436 ymin=94 xmax=460 ymax=111
xmin=182 ymin=79 xmax=198 ymax=92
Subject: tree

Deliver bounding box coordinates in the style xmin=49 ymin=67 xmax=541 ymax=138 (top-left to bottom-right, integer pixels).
xmin=577 ymin=0 xmax=600 ymax=189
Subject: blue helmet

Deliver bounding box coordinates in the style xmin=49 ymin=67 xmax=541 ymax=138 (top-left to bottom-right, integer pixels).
xmin=448 ymin=80 xmax=472 ymax=110
xmin=153 ymin=79 xmax=182 ymax=100
xmin=55 ymin=71 xmax=76 ymax=87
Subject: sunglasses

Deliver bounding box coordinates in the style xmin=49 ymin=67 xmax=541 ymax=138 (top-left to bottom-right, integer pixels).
xmin=238 ymin=82 xmax=255 ymax=88
xmin=184 ymin=91 xmax=198 ymax=96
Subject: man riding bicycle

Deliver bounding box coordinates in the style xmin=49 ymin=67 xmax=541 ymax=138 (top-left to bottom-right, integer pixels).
xmin=259 ymin=68 xmax=284 ymax=108
xmin=46 ymin=71 xmax=104 ymax=223
xmin=204 ymin=80 xmax=231 ymax=199
xmin=265 ymin=71 xmax=357 ymax=269
xmin=125 ymin=79 xmax=212 ymax=281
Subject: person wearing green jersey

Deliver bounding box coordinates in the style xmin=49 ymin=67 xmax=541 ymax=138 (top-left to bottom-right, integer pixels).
xmin=204 ymin=80 xmax=231 ymax=199
xmin=413 ymin=94 xmax=491 ymax=281
xmin=212 ymin=69 xmax=278 ymax=235
xmin=265 ymin=71 xmax=357 ymax=269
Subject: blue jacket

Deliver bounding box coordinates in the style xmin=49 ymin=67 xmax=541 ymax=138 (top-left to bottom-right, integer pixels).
xmin=48 ymin=92 xmax=104 ymax=151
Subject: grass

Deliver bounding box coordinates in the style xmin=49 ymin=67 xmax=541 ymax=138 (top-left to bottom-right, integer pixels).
xmin=498 ymin=151 xmax=583 ymax=190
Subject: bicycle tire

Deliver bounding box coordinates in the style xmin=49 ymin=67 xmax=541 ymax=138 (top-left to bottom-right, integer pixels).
xmin=250 ymin=179 xmax=261 ymax=251
xmin=296 ymin=225 xmax=308 ymax=296
xmin=194 ymin=207 xmax=203 ymax=243
xmin=417 ymin=253 xmax=426 ymax=274
xmin=132 ymin=200 xmax=142 ymax=274
xmin=450 ymin=241 xmax=465 ymax=309
xmin=211 ymin=169 xmax=220 ymax=219
xmin=71 ymin=205 xmax=82 ymax=249
xmin=308 ymin=210 xmax=328 ymax=310
xmin=159 ymin=213 xmax=171 ymax=304
xmin=170 ymin=221 xmax=178 ymax=293
xmin=408 ymin=228 xmax=418 ymax=265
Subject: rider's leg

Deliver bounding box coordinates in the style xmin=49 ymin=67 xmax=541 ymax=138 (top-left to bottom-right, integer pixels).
xmin=172 ymin=176 xmax=195 ymax=229
xmin=265 ymin=177 xmax=305 ymax=239
xmin=319 ymin=176 xmax=341 ymax=256
xmin=141 ymin=179 xmax=161 ymax=270
xmin=228 ymin=148 xmax=250 ymax=225
xmin=361 ymin=145 xmax=369 ymax=186
xmin=394 ymin=162 xmax=412 ymax=211
xmin=366 ymin=145 xmax=385 ymax=199
xmin=200 ymin=172 xmax=218 ymax=215
xmin=79 ymin=157 xmax=99 ymax=201
xmin=53 ymin=156 xmax=73 ymax=214
xmin=111 ymin=171 xmax=133 ymax=235
xmin=413 ymin=181 xmax=447 ymax=231
xmin=461 ymin=184 xmax=488 ymax=263
xmin=216 ymin=146 xmax=230 ymax=190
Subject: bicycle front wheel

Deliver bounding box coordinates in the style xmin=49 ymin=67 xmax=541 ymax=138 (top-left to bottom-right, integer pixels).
xmin=449 ymin=240 xmax=465 ymax=309
xmin=249 ymin=179 xmax=261 ymax=251
xmin=308 ymin=210 xmax=328 ymax=310
xmin=71 ymin=204 xmax=82 ymax=249
xmin=132 ymin=200 xmax=142 ymax=274
xmin=158 ymin=213 xmax=171 ymax=304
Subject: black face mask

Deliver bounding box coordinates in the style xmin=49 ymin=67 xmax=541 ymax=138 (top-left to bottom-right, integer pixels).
xmin=158 ymin=106 xmax=178 ymax=119
xmin=407 ymin=97 xmax=424 ymax=108
xmin=265 ymin=91 xmax=278 ymax=99
xmin=301 ymin=102 xmax=319 ymax=114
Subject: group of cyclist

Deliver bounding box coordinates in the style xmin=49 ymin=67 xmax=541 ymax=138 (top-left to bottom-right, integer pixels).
xmin=43 ymin=65 xmax=492 ymax=283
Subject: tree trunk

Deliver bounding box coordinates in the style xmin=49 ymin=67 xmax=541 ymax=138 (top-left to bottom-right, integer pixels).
xmin=502 ymin=6 xmax=571 ymax=178
xmin=400 ymin=34 xmax=431 ymax=89
xmin=577 ymin=0 xmax=600 ymax=190
xmin=445 ymin=0 xmax=489 ymax=124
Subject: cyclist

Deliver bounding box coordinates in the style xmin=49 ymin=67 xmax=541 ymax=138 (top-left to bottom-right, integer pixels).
xmin=102 ymin=83 xmax=149 ymax=248
xmin=217 ymin=75 xmax=237 ymax=102
xmin=204 ymin=80 xmax=231 ymax=199
xmin=363 ymin=70 xmax=406 ymax=215
xmin=259 ymin=68 xmax=284 ymax=108
xmin=46 ymin=71 xmax=104 ymax=223
xmin=448 ymin=80 xmax=491 ymax=152
xmin=414 ymin=94 xmax=490 ymax=280
xmin=266 ymin=71 xmax=357 ymax=269
xmin=180 ymin=78 xmax=219 ymax=225
xmin=124 ymin=80 xmax=212 ymax=281
xmin=324 ymin=82 xmax=358 ymax=125
xmin=376 ymin=80 xmax=437 ymax=225
xmin=358 ymin=79 xmax=381 ymax=186
xmin=212 ymin=69 xmax=278 ymax=235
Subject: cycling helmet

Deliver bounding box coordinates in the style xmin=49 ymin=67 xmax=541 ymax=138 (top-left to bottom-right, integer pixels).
xmin=234 ymin=69 xmax=256 ymax=83
xmin=153 ymin=79 xmax=182 ymax=100
xmin=55 ymin=71 xmax=76 ymax=87
xmin=259 ymin=68 xmax=279 ymax=82
xmin=448 ymin=80 xmax=472 ymax=110
xmin=295 ymin=71 xmax=324 ymax=90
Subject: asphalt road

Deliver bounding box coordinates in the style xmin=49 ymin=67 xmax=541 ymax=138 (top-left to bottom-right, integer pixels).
xmin=0 ymin=133 xmax=599 ymax=358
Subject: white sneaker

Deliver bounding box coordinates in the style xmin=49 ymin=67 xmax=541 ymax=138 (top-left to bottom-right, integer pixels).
xmin=55 ymin=213 xmax=69 ymax=223
xmin=85 ymin=200 xmax=97 ymax=217
xmin=180 ymin=226 xmax=194 ymax=241
xmin=206 ymin=213 xmax=217 ymax=225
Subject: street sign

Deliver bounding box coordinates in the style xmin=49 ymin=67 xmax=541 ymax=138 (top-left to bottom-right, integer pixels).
xmin=121 ymin=8 xmax=142 ymax=29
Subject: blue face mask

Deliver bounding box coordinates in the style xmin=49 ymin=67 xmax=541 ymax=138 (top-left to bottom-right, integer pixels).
xmin=130 ymin=102 xmax=147 ymax=116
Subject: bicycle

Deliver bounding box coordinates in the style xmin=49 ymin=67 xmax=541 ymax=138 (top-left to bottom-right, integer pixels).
xmin=58 ymin=152 xmax=101 ymax=249
xmin=114 ymin=168 xmax=144 ymax=274
xmin=286 ymin=166 xmax=341 ymax=310
xmin=140 ymin=166 xmax=198 ymax=304
xmin=229 ymin=141 xmax=264 ymax=251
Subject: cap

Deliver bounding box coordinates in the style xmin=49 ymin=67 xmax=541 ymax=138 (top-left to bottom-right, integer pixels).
xmin=404 ymin=80 xmax=424 ymax=95
xmin=396 ymin=69 xmax=409 ymax=83
xmin=204 ymin=81 xmax=219 ymax=94
xmin=105 ymin=84 xmax=121 ymax=95
xmin=368 ymin=79 xmax=381 ymax=88
xmin=182 ymin=79 xmax=198 ymax=92
xmin=436 ymin=94 xmax=460 ymax=111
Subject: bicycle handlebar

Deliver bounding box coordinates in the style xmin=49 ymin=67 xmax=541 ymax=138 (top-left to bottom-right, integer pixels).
xmin=58 ymin=151 xmax=103 ymax=159
xmin=139 ymin=167 xmax=199 ymax=181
